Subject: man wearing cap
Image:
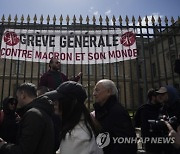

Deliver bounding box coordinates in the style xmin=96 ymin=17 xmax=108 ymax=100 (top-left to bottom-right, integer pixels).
xmin=134 ymin=88 xmax=163 ymax=154
xmin=39 ymin=58 xmax=82 ymax=90
xmin=156 ymin=86 xmax=180 ymax=154
xmin=155 ymin=87 xmax=168 ymax=104
xmin=156 ymin=86 xmax=180 ymax=120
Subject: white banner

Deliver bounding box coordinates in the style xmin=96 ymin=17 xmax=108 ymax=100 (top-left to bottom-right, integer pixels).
xmin=0 ymin=29 xmax=137 ymax=64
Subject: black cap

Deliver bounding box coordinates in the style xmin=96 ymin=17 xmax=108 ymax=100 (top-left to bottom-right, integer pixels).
xmin=44 ymin=81 xmax=87 ymax=103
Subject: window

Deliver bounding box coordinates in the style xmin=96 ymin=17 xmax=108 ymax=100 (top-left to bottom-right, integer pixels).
xmin=138 ymin=64 xmax=142 ymax=78
xmin=14 ymin=61 xmax=23 ymax=74
xmin=152 ymin=63 xmax=156 ymax=77
xmin=40 ymin=63 xmax=46 ymax=75
xmin=85 ymin=64 xmax=93 ymax=75
xmin=99 ymin=64 xmax=106 ymax=76
xmin=61 ymin=64 xmax=67 ymax=74
xmin=168 ymin=36 xmax=174 ymax=46
xmin=113 ymin=63 xmax=119 ymax=76
xmin=170 ymin=54 xmax=176 ymax=66
xmin=151 ymin=47 xmax=154 ymax=55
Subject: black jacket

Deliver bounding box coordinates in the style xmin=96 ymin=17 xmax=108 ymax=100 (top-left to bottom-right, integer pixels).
xmin=0 ymin=96 xmax=55 ymax=154
xmin=0 ymin=97 xmax=19 ymax=143
xmin=134 ymin=102 xmax=164 ymax=153
xmin=94 ymin=95 xmax=137 ymax=154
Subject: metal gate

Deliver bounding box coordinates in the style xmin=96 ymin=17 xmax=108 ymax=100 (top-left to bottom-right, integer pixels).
xmin=0 ymin=15 xmax=180 ymax=113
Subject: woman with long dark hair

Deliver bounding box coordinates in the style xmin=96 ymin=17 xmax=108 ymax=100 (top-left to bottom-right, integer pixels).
xmin=46 ymin=81 xmax=103 ymax=154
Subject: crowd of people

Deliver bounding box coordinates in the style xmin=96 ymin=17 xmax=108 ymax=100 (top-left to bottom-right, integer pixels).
xmin=0 ymin=58 xmax=179 ymax=154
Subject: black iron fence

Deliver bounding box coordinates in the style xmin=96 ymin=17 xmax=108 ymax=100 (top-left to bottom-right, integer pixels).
xmin=0 ymin=15 xmax=180 ymax=113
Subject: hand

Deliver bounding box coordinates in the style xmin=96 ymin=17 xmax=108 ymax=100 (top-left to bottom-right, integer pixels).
xmin=165 ymin=121 xmax=180 ymax=148
xmin=77 ymin=72 xmax=83 ymax=77
xmin=0 ymin=138 xmax=7 ymax=144
xmin=0 ymin=138 xmax=3 ymax=142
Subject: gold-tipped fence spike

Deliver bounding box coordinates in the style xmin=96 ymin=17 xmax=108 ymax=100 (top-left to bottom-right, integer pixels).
xmin=34 ymin=14 xmax=37 ymax=23
xmin=132 ymin=16 xmax=135 ymax=25
xmin=99 ymin=15 xmax=103 ymax=24
xmin=158 ymin=16 xmax=161 ymax=24
xmin=112 ymin=15 xmax=116 ymax=25
xmin=53 ymin=15 xmax=56 ymax=24
xmin=1 ymin=14 xmax=5 ymax=23
xmin=119 ymin=16 xmax=122 ymax=25
xmin=171 ymin=17 xmax=175 ymax=24
xmin=73 ymin=15 xmax=76 ymax=24
xmin=21 ymin=15 xmax=24 ymax=23
xmin=40 ymin=15 xmax=44 ymax=23
xmin=86 ymin=15 xmax=90 ymax=24
xmin=164 ymin=16 xmax=168 ymax=25
xmin=14 ymin=14 xmax=18 ymax=23
xmin=125 ymin=15 xmax=129 ymax=24
xmin=79 ymin=15 xmax=83 ymax=24
xmin=92 ymin=15 xmax=96 ymax=24
xmin=27 ymin=15 xmax=30 ymax=23
xmin=59 ymin=15 xmax=63 ymax=24
xmin=145 ymin=16 xmax=148 ymax=25
xmin=138 ymin=16 xmax=142 ymax=25
xmin=151 ymin=16 xmax=155 ymax=24
xmin=47 ymin=15 xmax=50 ymax=24
xmin=105 ymin=16 xmax=109 ymax=24
xmin=8 ymin=14 xmax=11 ymax=23
xmin=66 ymin=15 xmax=70 ymax=23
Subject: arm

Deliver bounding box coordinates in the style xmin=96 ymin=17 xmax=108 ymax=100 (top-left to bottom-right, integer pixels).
xmin=109 ymin=106 xmax=136 ymax=138
xmin=69 ymin=72 xmax=82 ymax=82
xmin=106 ymin=106 xmax=137 ymax=154
xmin=165 ymin=122 xmax=180 ymax=148
xmin=0 ymin=110 xmax=45 ymax=154
xmin=61 ymin=72 xmax=82 ymax=82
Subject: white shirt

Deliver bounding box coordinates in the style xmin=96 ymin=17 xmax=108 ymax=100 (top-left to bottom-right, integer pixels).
xmin=58 ymin=120 xmax=103 ymax=154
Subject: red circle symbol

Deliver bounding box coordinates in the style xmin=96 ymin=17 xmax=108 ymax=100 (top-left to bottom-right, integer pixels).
xmin=3 ymin=31 xmax=19 ymax=46
xmin=120 ymin=31 xmax=136 ymax=47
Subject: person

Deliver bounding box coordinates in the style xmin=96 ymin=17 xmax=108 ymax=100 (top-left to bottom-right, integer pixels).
xmin=156 ymin=86 xmax=180 ymax=121
xmin=37 ymin=85 xmax=62 ymax=154
xmin=45 ymin=81 xmax=103 ymax=154
xmin=0 ymin=96 xmax=20 ymax=144
xmin=155 ymin=86 xmax=180 ymax=154
xmin=165 ymin=121 xmax=180 ymax=149
xmin=39 ymin=58 xmax=82 ymax=90
xmin=93 ymin=79 xmax=137 ymax=154
xmin=134 ymin=88 xmax=163 ymax=154
xmin=0 ymin=82 xmax=55 ymax=154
